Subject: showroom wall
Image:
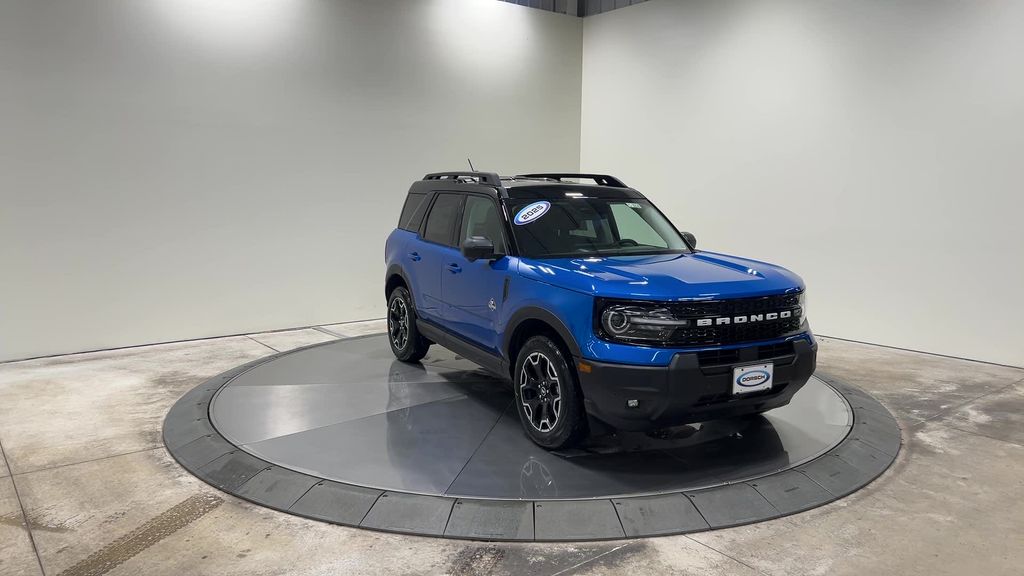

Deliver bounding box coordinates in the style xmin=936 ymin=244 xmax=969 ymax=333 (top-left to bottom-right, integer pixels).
xmin=0 ymin=0 xmax=582 ymax=361
xmin=581 ymin=0 xmax=1024 ymax=366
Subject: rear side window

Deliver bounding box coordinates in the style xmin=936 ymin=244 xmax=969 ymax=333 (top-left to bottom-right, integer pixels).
xmin=423 ymin=193 xmax=463 ymax=246
xmin=398 ymin=192 xmax=428 ymax=231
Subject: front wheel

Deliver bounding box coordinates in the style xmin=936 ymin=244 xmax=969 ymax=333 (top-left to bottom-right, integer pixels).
xmin=387 ymin=286 xmax=430 ymax=362
xmin=513 ymin=336 xmax=588 ymax=449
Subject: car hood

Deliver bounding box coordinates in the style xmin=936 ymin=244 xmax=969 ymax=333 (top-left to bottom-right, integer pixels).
xmin=517 ymin=252 xmax=804 ymax=300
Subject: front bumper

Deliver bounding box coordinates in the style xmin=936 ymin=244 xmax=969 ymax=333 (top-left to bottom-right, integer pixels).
xmin=577 ymin=337 xmax=817 ymax=431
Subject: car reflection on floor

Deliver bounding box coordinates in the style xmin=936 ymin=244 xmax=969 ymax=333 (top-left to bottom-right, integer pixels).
xmin=383 ymin=357 xmax=794 ymax=500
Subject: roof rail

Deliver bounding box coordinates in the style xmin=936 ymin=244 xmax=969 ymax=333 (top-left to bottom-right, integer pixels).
xmin=423 ymin=172 xmax=503 ymax=187
xmin=515 ymin=173 xmax=627 ymax=188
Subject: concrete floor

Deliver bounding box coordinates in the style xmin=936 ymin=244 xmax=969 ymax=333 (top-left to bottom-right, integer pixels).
xmin=0 ymin=321 xmax=1021 ymax=576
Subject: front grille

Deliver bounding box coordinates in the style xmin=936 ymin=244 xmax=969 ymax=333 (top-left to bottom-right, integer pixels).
xmin=663 ymin=293 xmax=801 ymax=318
xmin=599 ymin=292 xmax=804 ymax=348
xmin=664 ymin=293 xmax=801 ymax=346
xmin=757 ymin=341 xmax=795 ymax=360
xmin=669 ymin=317 xmax=801 ymax=346
xmin=696 ymin=348 xmax=741 ymax=366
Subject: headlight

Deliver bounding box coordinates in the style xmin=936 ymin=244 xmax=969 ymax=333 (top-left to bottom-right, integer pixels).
xmin=598 ymin=302 xmax=689 ymax=343
xmin=798 ymin=291 xmax=808 ymax=325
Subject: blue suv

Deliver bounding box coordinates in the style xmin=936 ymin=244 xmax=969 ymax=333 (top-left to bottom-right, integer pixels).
xmin=385 ymin=172 xmax=816 ymax=449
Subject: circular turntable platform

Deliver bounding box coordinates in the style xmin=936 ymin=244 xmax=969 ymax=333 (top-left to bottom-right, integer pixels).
xmin=164 ymin=333 xmax=900 ymax=541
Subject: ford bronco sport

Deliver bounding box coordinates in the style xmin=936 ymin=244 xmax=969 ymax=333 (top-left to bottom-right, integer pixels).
xmin=384 ymin=172 xmax=816 ymax=449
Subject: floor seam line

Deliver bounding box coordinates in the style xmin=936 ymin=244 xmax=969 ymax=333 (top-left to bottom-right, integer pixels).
xmin=937 ymin=422 xmax=1024 ymax=449
xmin=232 ymin=465 xmax=272 ymax=494
xmin=12 ymin=446 xmax=163 ymax=478
xmin=0 ymin=438 xmax=47 ymax=576
xmin=320 ymin=318 xmax=385 ymax=327
xmin=683 ymin=534 xmax=772 ymax=576
xmin=314 ymin=326 xmax=347 ymax=338
xmin=794 ymin=468 xmax=837 ymax=497
xmin=681 ymin=490 xmax=714 ymax=528
xmin=238 ymin=390 xmax=481 ymax=448
xmin=532 ymin=501 xmax=537 ymax=540
xmin=314 ymin=322 xmax=385 ymax=339
xmin=608 ymin=496 xmax=628 ymax=538
xmin=440 ymin=498 xmax=457 ymax=537
xmin=817 ymin=334 xmax=1024 ymax=370
xmin=745 ymin=480 xmax=782 ymax=513
xmin=244 ymin=335 xmax=280 ymax=354
xmin=357 ymin=492 xmax=385 ymax=526
xmin=0 ymin=318 xmax=386 ymax=365
xmin=547 ymin=542 xmax=636 ymax=576
xmin=441 ymin=400 xmax=514 ymax=496
xmin=284 ymin=478 xmax=322 ymax=512
xmin=310 ymin=326 xmax=346 ymax=338
xmin=917 ymin=377 xmax=1023 ymax=426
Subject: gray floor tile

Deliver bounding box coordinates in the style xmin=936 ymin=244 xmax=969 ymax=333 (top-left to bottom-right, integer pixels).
xmin=360 ymin=492 xmax=454 ymax=536
xmin=685 ymin=484 xmax=779 ymax=528
xmin=444 ymin=499 xmax=534 ymax=540
xmin=534 ymin=500 xmax=625 ymax=540
xmin=613 ymin=493 xmax=709 ymax=536
xmin=289 ymin=480 xmax=382 ymax=525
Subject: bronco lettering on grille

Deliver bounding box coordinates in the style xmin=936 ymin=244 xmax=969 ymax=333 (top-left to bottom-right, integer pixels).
xmin=695 ymin=310 xmax=793 ymax=327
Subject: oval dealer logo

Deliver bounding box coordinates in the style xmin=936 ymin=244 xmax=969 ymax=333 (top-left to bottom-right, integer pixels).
xmin=737 ymin=370 xmax=770 ymax=387
xmin=514 ymin=201 xmax=551 ymax=225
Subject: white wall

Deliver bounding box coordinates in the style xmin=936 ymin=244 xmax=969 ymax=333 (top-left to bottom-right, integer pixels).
xmin=5 ymin=0 xmax=1021 ymax=367
xmin=582 ymin=0 xmax=1024 ymax=366
xmin=0 ymin=0 xmax=582 ymax=361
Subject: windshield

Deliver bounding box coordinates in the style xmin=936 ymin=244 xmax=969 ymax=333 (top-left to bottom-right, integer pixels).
xmin=505 ymin=197 xmax=690 ymax=259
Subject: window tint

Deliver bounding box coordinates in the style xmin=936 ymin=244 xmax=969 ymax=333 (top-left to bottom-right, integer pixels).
xmin=423 ymin=193 xmax=462 ymax=246
xmin=460 ymin=196 xmax=506 ymax=253
xmin=610 ymin=204 xmax=669 ymax=248
xmin=508 ymin=198 xmax=688 ymax=258
xmin=398 ymin=192 xmax=427 ymax=231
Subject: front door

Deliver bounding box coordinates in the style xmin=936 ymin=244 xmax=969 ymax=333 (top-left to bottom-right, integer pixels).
xmin=443 ymin=194 xmax=510 ymax=353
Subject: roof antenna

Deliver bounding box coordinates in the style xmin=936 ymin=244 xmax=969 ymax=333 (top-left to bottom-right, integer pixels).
xmin=467 ymin=158 xmax=476 ymax=172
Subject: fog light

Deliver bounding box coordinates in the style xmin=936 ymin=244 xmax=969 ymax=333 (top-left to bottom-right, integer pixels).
xmin=627 ymin=399 xmax=639 ymax=408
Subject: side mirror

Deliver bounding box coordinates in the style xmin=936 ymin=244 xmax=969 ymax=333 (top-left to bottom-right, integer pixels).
xmin=682 ymin=231 xmax=697 ymax=249
xmin=462 ymin=236 xmax=498 ymax=262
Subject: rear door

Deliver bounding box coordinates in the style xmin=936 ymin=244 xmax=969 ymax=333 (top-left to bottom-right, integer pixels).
xmin=443 ymin=194 xmax=511 ymax=352
xmin=407 ymin=192 xmax=464 ymax=324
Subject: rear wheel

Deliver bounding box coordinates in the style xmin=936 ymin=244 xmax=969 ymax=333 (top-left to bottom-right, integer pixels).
xmin=513 ymin=336 xmax=588 ymax=449
xmin=387 ymin=286 xmax=430 ymax=362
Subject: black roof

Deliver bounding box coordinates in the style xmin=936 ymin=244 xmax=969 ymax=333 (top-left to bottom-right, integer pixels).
xmin=409 ymin=172 xmax=646 ymax=200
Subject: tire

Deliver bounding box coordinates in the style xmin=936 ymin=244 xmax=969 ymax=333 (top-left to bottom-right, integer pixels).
xmin=387 ymin=286 xmax=430 ymax=362
xmin=513 ymin=335 xmax=588 ymax=449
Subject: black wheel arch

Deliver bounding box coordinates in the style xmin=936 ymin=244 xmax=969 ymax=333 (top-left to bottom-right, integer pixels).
xmin=385 ymin=265 xmax=413 ymax=304
xmin=503 ymin=307 xmax=582 ymax=377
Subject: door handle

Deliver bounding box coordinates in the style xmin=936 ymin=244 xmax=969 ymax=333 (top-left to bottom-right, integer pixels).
xmin=408 ymin=252 xmax=421 ymax=261
xmin=447 ymin=263 xmax=462 ymax=274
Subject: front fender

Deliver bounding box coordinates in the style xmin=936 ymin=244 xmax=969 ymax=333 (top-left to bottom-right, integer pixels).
xmin=503 ymin=305 xmax=583 ymax=359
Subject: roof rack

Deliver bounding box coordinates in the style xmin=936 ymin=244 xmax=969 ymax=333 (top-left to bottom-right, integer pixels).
xmin=423 ymin=172 xmax=503 ymax=187
xmin=515 ymin=173 xmax=627 ymax=188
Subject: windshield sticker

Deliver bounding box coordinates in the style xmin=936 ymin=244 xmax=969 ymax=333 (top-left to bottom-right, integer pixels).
xmin=514 ymin=201 xmax=551 ymax=225
xmin=625 ymin=202 xmax=642 ymax=209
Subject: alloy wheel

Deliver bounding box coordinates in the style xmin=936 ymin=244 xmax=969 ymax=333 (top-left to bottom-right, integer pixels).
xmin=519 ymin=351 xmax=562 ymax=432
xmin=388 ymin=297 xmax=410 ymax=350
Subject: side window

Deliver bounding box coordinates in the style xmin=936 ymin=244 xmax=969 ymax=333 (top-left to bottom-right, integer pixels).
xmin=398 ymin=192 xmax=427 ymax=231
xmin=610 ymin=204 xmax=669 ymax=248
xmin=423 ymin=193 xmax=463 ymax=246
xmin=460 ymin=196 xmax=507 ymax=253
